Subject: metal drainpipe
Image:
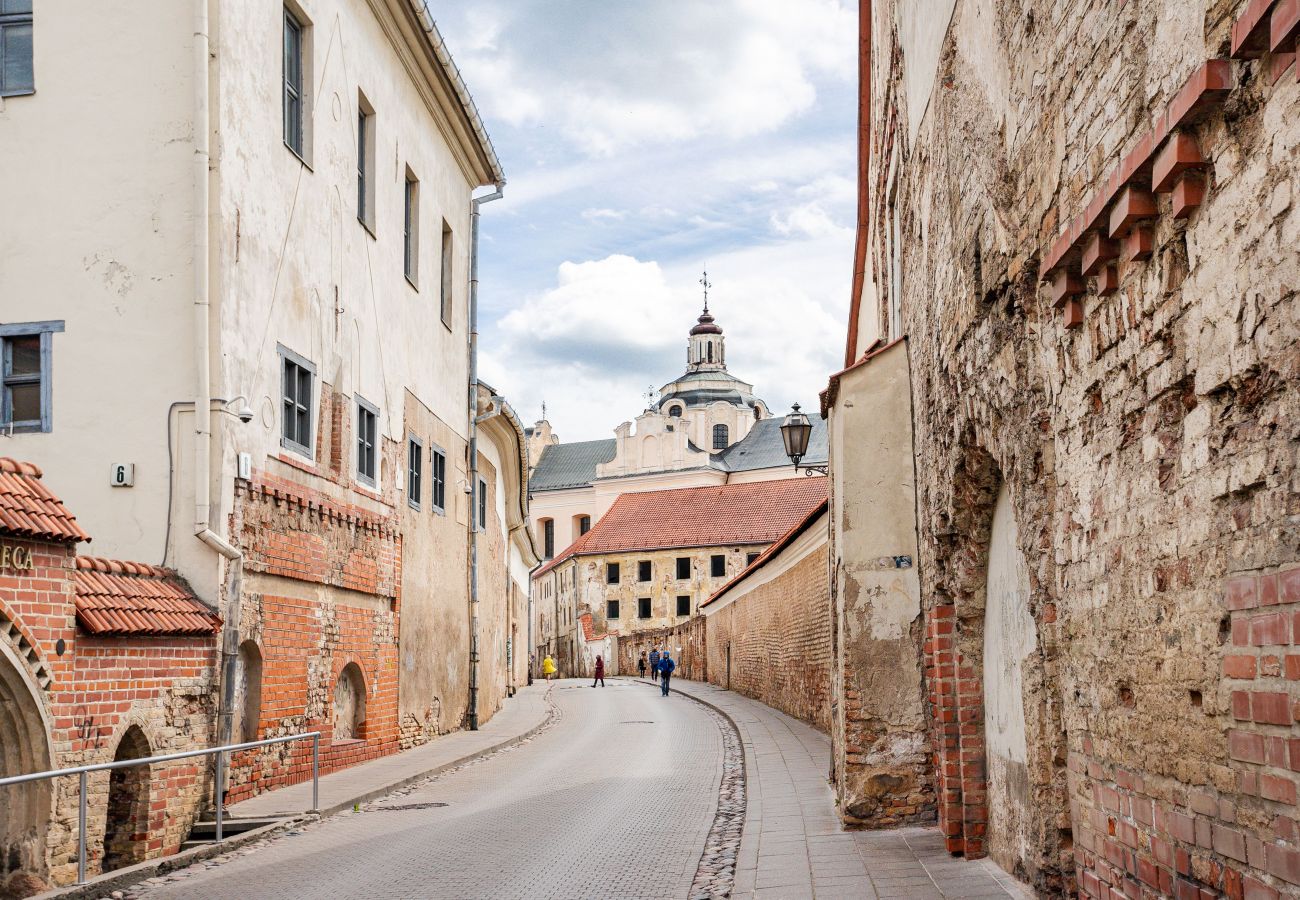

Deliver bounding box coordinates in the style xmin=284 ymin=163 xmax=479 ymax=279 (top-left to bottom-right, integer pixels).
xmin=467 ymin=183 xmax=504 ymax=730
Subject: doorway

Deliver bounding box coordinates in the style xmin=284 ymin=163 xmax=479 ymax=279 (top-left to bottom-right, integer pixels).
xmin=102 ymin=725 xmax=151 ymax=872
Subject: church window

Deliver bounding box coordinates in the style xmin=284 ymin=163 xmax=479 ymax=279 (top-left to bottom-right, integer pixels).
xmin=668 ymin=405 xmax=682 ymax=417
xmin=707 ymin=342 xmax=713 ymax=363
xmin=713 ymin=424 xmax=729 ymax=449
xmin=579 ymin=515 xmax=591 ymax=535
xmin=541 ymin=519 xmax=554 ymax=559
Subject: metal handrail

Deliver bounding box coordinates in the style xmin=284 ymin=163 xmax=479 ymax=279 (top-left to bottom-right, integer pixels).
xmin=0 ymin=731 xmax=321 ymax=886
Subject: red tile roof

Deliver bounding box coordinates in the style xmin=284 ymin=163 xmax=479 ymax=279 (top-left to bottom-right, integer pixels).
xmin=0 ymin=458 xmax=91 ymax=543
xmin=74 ymin=557 xmax=221 ymax=637
xmin=702 ymin=499 xmax=828 ymax=608
xmin=536 ymin=477 xmax=827 ymax=576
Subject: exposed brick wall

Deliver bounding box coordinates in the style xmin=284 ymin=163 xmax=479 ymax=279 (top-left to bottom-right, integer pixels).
xmin=616 ymin=616 xmax=707 ymax=682
xmin=867 ymin=0 xmax=1300 ymax=895
xmin=0 ymin=538 xmax=219 ymax=891
xmin=702 ymin=546 xmax=832 ymax=734
xmin=227 ymin=472 xmax=402 ymax=804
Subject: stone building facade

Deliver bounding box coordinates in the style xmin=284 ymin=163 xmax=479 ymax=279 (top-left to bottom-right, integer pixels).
xmin=532 ymin=478 xmax=827 ymax=676
xmin=827 ymin=1 xmax=1300 ymax=897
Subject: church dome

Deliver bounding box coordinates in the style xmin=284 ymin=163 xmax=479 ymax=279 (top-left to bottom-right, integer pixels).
xmin=690 ymin=309 xmax=722 ymax=335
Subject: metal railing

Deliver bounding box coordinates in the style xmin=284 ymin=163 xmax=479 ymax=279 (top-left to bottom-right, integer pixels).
xmin=0 ymin=731 xmax=321 ymax=885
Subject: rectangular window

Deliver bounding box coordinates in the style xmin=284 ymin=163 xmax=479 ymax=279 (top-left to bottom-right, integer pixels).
xmin=429 ymin=447 xmax=446 ymax=514
xmin=710 ymin=554 xmax=726 ymax=577
xmin=676 ymin=595 xmax=691 ymax=617
xmin=0 ymin=321 xmax=61 ymax=433
xmin=0 ymin=0 xmax=34 ymax=97
xmin=606 ymin=600 xmax=620 ymax=621
xmin=543 ymin=520 xmax=555 ymax=559
xmin=675 ymin=557 xmax=691 ymax=580
xmin=440 ymin=222 xmax=454 ymax=328
xmin=638 ymin=560 xmax=652 ymax=582
xmin=356 ymin=95 xmax=375 ymax=231
xmin=746 ymin=552 xmax=760 ymax=567
xmin=579 ymin=515 xmax=591 ymax=535
xmin=606 ymin=562 xmax=619 ymax=584
xmin=637 ymin=597 xmax=651 ymax=619
xmin=355 ymin=396 xmax=378 ymax=488
xmin=404 ymin=172 xmax=420 ymax=286
xmin=279 ymin=346 xmax=315 ymax=456
xmin=282 ymin=8 xmax=306 ymax=157
xmin=478 ymin=478 xmax=487 ymax=530
xmin=407 ymin=435 xmax=423 ymax=509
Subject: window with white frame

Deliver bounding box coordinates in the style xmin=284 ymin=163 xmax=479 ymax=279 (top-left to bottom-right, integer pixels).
xmin=0 ymin=0 xmax=34 ymax=97
xmin=1 ymin=321 xmax=62 ymax=433
xmin=282 ymin=6 xmax=309 ymax=159
xmin=429 ymin=446 xmax=447 ymax=514
xmin=355 ymin=396 xmax=378 ymax=488
xmin=407 ymin=435 xmax=423 ymax=509
xmin=279 ymin=346 xmax=314 ymax=456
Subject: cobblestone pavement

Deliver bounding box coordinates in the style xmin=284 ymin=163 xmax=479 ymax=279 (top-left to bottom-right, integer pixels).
xmin=659 ymin=679 xmax=1032 ymax=900
xmin=131 ymin=679 xmax=722 ymax=900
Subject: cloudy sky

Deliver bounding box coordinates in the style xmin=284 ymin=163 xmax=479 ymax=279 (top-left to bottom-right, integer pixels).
xmin=436 ymin=1 xmax=857 ymax=441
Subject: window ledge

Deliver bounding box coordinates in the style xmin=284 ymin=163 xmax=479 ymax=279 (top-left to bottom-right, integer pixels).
xmin=358 ymin=216 xmax=376 ymax=239
xmin=283 ymin=141 xmax=313 ymax=171
xmin=405 ymin=274 xmax=419 ymax=292
xmin=0 ymin=89 xmax=35 ymax=99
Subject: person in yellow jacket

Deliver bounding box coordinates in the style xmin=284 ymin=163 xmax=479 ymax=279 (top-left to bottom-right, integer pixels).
xmin=541 ymin=654 xmax=557 ymax=681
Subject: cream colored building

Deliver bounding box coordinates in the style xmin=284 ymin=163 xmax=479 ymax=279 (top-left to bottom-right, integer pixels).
xmin=0 ymin=0 xmax=535 ymax=840
xmin=526 ymin=306 xmax=830 ymax=560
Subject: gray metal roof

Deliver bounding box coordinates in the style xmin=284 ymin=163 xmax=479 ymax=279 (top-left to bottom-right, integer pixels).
xmin=714 ymin=416 xmax=828 ymax=473
xmin=530 ymin=439 xmax=617 ymax=491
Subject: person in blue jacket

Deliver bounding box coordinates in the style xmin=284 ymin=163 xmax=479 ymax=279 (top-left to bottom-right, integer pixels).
xmin=658 ymin=651 xmax=676 ymax=696
xmin=648 ymin=647 xmax=661 ymax=683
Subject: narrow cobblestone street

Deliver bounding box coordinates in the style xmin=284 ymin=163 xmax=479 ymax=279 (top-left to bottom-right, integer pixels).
xmin=132 ymin=680 xmax=721 ymax=900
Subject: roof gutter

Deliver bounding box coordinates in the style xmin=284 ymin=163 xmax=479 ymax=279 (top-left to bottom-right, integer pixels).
xmin=408 ymin=1 xmax=505 ymax=186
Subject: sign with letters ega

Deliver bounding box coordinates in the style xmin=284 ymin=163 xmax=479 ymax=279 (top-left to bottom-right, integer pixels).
xmin=1 ymin=544 xmax=35 ymax=572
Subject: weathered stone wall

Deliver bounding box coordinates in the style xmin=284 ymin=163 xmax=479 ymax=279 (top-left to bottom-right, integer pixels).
xmin=616 ymin=616 xmax=708 ymax=682
xmin=865 ymin=0 xmax=1300 ymax=895
xmin=703 ymin=546 xmax=833 ymax=734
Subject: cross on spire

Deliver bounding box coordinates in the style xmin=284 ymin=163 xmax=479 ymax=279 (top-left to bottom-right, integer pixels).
xmin=540 ymin=400 xmax=547 ymax=421
xmin=699 ymin=268 xmax=711 ymax=313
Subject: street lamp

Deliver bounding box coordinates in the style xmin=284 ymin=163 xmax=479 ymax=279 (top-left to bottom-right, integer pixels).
xmin=780 ymin=403 xmax=827 ymax=476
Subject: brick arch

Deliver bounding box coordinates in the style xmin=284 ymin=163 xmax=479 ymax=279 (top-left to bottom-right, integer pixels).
xmin=0 ymin=638 xmax=55 ymax=896
xmin=923 ymin=439 xmax=1068 ymax=888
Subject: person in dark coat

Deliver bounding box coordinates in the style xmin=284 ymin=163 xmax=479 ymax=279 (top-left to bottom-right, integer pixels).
xmin=637 ymin=653 xmax=647 ymax=678
xmin=648 ymin=647 xmax=661 ymax=683
xmin=592 ymin=655 xmax=606 ymax=687
xmin=658 ymin=652 xmax=676 ymax=697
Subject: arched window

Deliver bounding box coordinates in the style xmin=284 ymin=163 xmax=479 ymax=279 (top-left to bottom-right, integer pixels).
xmin=707 ymin=342 xmax=713 ymax=363
xmin=540 ymin=518 xmax=554 ymax=559
xmin=713 ymin=424 xmax=729 ymax=449
xmin=667 ymin=405 xmax=682 ymax=418
xmin=234 ymin=640 xmax=263 ymax=743
xmin=333 ymin=663 xmax=367 ymax=741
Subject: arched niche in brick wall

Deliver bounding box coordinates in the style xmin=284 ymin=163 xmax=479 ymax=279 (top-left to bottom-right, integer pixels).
xmin=333 ymin=663 xmax=366 ymax=741
xmin=233 ymin=640 xmax=263 ymax=744
xmin=102 ymin=725 xmax=151 ymax=874
xmin=0 ymin=639 xmax=54 ymax=897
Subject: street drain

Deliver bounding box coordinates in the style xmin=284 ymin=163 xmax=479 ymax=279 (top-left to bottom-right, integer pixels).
xmin=372 ymin=802 xmax=449 ymax=811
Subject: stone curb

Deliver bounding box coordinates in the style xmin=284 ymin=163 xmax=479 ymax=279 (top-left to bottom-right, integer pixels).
xmin=35 ymin=686 xmax=558 ymax=900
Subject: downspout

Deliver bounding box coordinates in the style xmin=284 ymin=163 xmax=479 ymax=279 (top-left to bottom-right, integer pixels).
xmin=467 ymin=182 xmax=504 ymax=730
xmin=192 ymin=0 xmax=244 ymax=758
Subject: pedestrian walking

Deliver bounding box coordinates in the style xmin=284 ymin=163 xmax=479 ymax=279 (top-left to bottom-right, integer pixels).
xmin=658 ymin=651 xmax=676 ymax=697
xmin=648 ymin=647 xmax=661 ymax=683
xmin=542 ymin=653 xmax=556 ymax=682
xmin=637 ymin=653 xmax=647 ymax=678
xmin=592 ymin=655 xmax=606 ymax=687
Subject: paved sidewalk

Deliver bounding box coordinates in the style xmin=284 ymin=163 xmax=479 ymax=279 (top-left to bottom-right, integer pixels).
xmin=228 ymin=683 xmax=552 ymax=818
xmin=655 ymin=678 xmax=1031 ymax=900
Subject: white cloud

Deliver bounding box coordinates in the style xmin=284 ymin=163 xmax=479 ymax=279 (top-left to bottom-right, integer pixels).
xmin=440 ymin=0 xmax=856 ymax=157
xmin=580 ymin=208 xmax=626 ymax=222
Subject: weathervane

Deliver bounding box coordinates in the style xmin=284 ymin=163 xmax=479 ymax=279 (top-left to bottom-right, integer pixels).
xmin=699 ymin=268 xmax=711 ymax=313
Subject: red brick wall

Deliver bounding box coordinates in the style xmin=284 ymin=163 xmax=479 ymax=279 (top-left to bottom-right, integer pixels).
xmin=227 ymin=472 xmax=402 ymax=803
xmin=0 ymin=537 xmax=220 ymax=889
xmin=703 ymin=546 xmax=832 ymax=734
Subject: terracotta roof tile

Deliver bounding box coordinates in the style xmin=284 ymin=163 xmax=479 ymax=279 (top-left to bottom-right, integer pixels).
xmin=537 ymin=477 xmax=827 ymax=576
xmin=74 ymin=557 xmax=220 ymax=637
xmin=702 ymin=499 xmax=828 ymax=608
xmin=0 ymin=458 xmax=91 ymax=543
